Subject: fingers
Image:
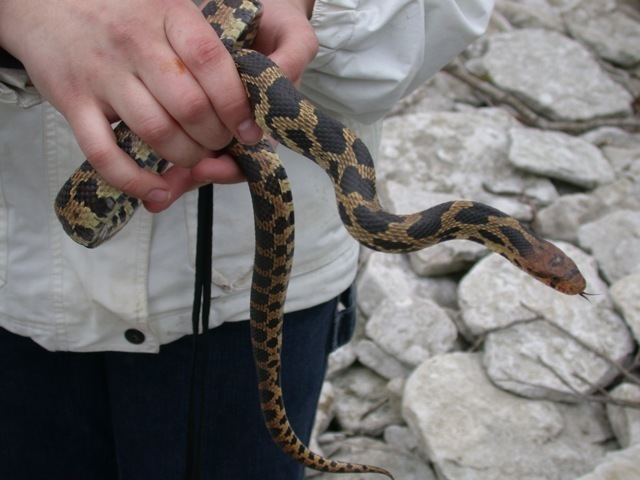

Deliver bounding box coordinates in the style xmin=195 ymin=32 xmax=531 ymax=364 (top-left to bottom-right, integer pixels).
xmin=143 ymin=154 xmax=246 ymax=213
xmin=253 ymin=0 xmax=319 ymax=84
xmin=163 ymin=3 xmax=263 ymax=145
xmin=67 ymin=104 xmax=171 ymax=203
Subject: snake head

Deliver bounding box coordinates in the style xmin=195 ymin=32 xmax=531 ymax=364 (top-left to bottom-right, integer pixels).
xmin=522 ymin=242 xmax=586 ymax=295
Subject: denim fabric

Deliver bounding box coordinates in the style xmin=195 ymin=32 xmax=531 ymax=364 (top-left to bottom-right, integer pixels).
xmin=0 ymin=287 xmax=357 ymax=480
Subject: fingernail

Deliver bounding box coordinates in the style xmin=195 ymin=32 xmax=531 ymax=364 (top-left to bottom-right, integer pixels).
xmin=146 ymin=189 xmax=170 ymax=203
xmin=237 ymin=119 xmax=262 ymax=144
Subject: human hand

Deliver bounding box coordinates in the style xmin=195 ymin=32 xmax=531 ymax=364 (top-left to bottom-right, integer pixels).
xmin=0 ymin=0 xmax=263 ymax=205
xmin=143 ymin=0 xmax=318 ymax=212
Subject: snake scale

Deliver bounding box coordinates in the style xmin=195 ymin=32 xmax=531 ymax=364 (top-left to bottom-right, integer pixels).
xmin=54 ymin=1 xmax=587 ymax=478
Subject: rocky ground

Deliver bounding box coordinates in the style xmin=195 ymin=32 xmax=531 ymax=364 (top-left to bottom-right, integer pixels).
xmin=307 ymin=1 xmax=640 ymax=479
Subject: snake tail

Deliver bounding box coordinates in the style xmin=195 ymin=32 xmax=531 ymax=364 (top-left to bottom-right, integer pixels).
xmin=233 ymin=49 xmax=586 ymax=296
xmin=54 ymin=122 xmax=166 ymax=248
xmin=230 ymin=139 xmax=394 ymax=479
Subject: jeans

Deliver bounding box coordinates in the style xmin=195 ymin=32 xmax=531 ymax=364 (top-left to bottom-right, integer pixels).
xmin=0 ymin=287 xmax=356 ymax=480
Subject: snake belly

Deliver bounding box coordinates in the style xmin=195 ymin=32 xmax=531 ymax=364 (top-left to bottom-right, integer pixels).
xmin=54 ymin=1 xmax=587 ymax=479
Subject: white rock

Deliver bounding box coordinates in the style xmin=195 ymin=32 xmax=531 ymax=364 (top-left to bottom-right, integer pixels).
xmin=495 ymin=0 xmax=566 ymax=31
xmin=459 ymin=241 xmax=634 ymax=400
xmin=365 ymin=297 xmax=457 ymax=367
xmin=581 ymin=126 xmax=640 ymax=150
xmin=564 ymin=0 xmax=640 ymax=67
xmin=610 ymin=273 xmax=640 ymax=343
xmin=534 ymin=193 xmax=603 ymax=243
xmin=355 ymin=339 xmax=412 ymax=380
xmin=379 ymin=110 xmax=557 ymax=204
xmin=402 ymin=353 xmax=612 ymax=480
xmin=575 ymin=444 xmax=640 ymax=480
xmin=535 ymin=178 xmax=640 ymax=243
xmin=314 ymin=437 xmax=436 ymax=480
xmin=383 ymin=425 xmax=420 ymax=453
xmin=607 ymin=383 xmax=640 ymax=448
xmin=578 ymin=210 xmax=640 ymax=284
xmin=459 ymin=242 xmax=608 ymax=336
xmin=331 ymin=366 xmax=403 ymax=436
xmin=483 ymin=310 xmax=634 ymax=401
xmin=509 ymin=127 xmax=615 ymax=188
xmin=357 ymin=252 xmax=458 ymax=316
xmin=482 ymin=29 xmax=633 ymax=121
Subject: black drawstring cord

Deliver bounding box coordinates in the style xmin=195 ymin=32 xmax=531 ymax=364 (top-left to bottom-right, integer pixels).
xmin=185 ymin=184 xmax=214 ymax=480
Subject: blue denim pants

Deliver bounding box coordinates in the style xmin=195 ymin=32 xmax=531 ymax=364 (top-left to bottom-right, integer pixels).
xmin=0 ymin=288 xmax=356 ymax=480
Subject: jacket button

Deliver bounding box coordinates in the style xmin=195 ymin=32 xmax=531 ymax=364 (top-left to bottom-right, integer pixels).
xmin=124 ymin=329 xmax=146 ymax=344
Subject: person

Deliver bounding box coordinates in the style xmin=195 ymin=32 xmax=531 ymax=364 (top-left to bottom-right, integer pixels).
xmin=0 ymin=0 xmax=493 ymax=478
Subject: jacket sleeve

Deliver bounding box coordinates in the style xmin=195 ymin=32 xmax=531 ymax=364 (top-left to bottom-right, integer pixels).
xmin=301 ymin=0 xmax=494 ymax=124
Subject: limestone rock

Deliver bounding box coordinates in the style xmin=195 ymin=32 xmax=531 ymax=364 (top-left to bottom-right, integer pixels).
xmin=383 ymin=425 xmax=420 ymax=454
xmin=355 ymin=339 xmax=412 ymax=380
xmin=495 ymin=0 xmax=566 ymax=31
xmin=481 ymin=29 xmax=633 ymax=121
xmin=534 ymin=193 xmax=603 ymax=243
xmin=535 ymin=178 xmax=640 ymax=243
xmin=357 ymin=252 xmax=458 ymax=316
xmin=575 ymin=444 xmax=640 ymax=480
xmin=483 ymin=310 xmax=634 ymax=401
xmin=402 ymin=353 xmax=613 ymax=480
xmin=458 ymin=242 xmax=608 ymax=336
xmin=610 ymin=273 xmax=640 ymax=343
xmin=365 ymin=297 xmax=457 ymax=368
xmin=459 ymin=241 xmax=634 ymax=400
xmin=314 ymin=437 xmax=436 ymax=480
xmin=607 ymin=383 xmax=640 ymax=448
xmin=378 ymin=110 xmax=557 ymax=205
xmin=332 ymin=366 xmax=403 ymax=436
xmin=508 ymin=127 xmax=615 ymax=188
xmin=564 ymin=0 xmax=640 ymax=68
xmin=578 ymin=210 xmax=640 ymax=284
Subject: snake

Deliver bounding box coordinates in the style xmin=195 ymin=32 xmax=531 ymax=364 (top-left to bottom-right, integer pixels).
xmin=53 ymin=1 xmax=587 ymax=478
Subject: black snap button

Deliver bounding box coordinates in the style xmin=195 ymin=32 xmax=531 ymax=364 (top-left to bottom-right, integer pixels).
xmin=124 ymin=329 xmax=146 ymax=344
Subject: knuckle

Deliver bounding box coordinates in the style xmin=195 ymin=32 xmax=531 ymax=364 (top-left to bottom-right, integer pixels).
xmin=177 ymin=92 xmax=211 ymax=123
xmin=136 ymin=116 xmax=174 ymax=146
xmin=84 ymin=142 xmax=112 ymax=171
xmin=185 ymin=36 xmax=226 ymax=69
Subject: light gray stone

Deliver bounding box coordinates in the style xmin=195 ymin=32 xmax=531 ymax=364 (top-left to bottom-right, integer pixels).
xmin=610 ymin=273 xmax=640 ymax=343
xmin=365 ymin=297 xmax=457 ymax=368
xmin=534 ymin=193 xmax=603 ymax=243
xmin=607 ymin=383 xmax=640 ymax=448
xmin=459 ymin=241 xmax=634 ymax=400
xmin=314 ymin=437 xmax=435 ymax=480
xmin=332 ymin=366 xmax=404 ymax=436
xmin=355 ymin=339 xmax=412 ymax=380
xmin=357 ymin=252 xmax=458 ymax=316
xmin=535 ymin=178 xmax=640 ymax=243
xmin=564 ymin=0 xmax=640 ymax=68
xmin=575 ymin=444 xmax=640 ymax=480
xmin=495 ymin=0 xmax=566 ymax=31
xmin=482 ymin=29 xmax=633 ymax=121
xmin=578 ymin=210 xmax=640 ymax=283
xmin=483 ymin=310 xmax=634 ymax=401
xmin=509 ymin=127 xmax=615 ymax=188
xmin=378 ymin=110 xmax=557 ymax=205
xmin=383 ymin=425 xmax=420 ymax=454
xmin=459 ymin=242 xmax=609 ymax=336
xmin=402 ymin=353 xmax=613 ymax=480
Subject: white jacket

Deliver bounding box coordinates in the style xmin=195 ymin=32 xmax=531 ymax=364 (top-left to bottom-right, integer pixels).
xmin=0 ymin=0 xmax=493 ymax=352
